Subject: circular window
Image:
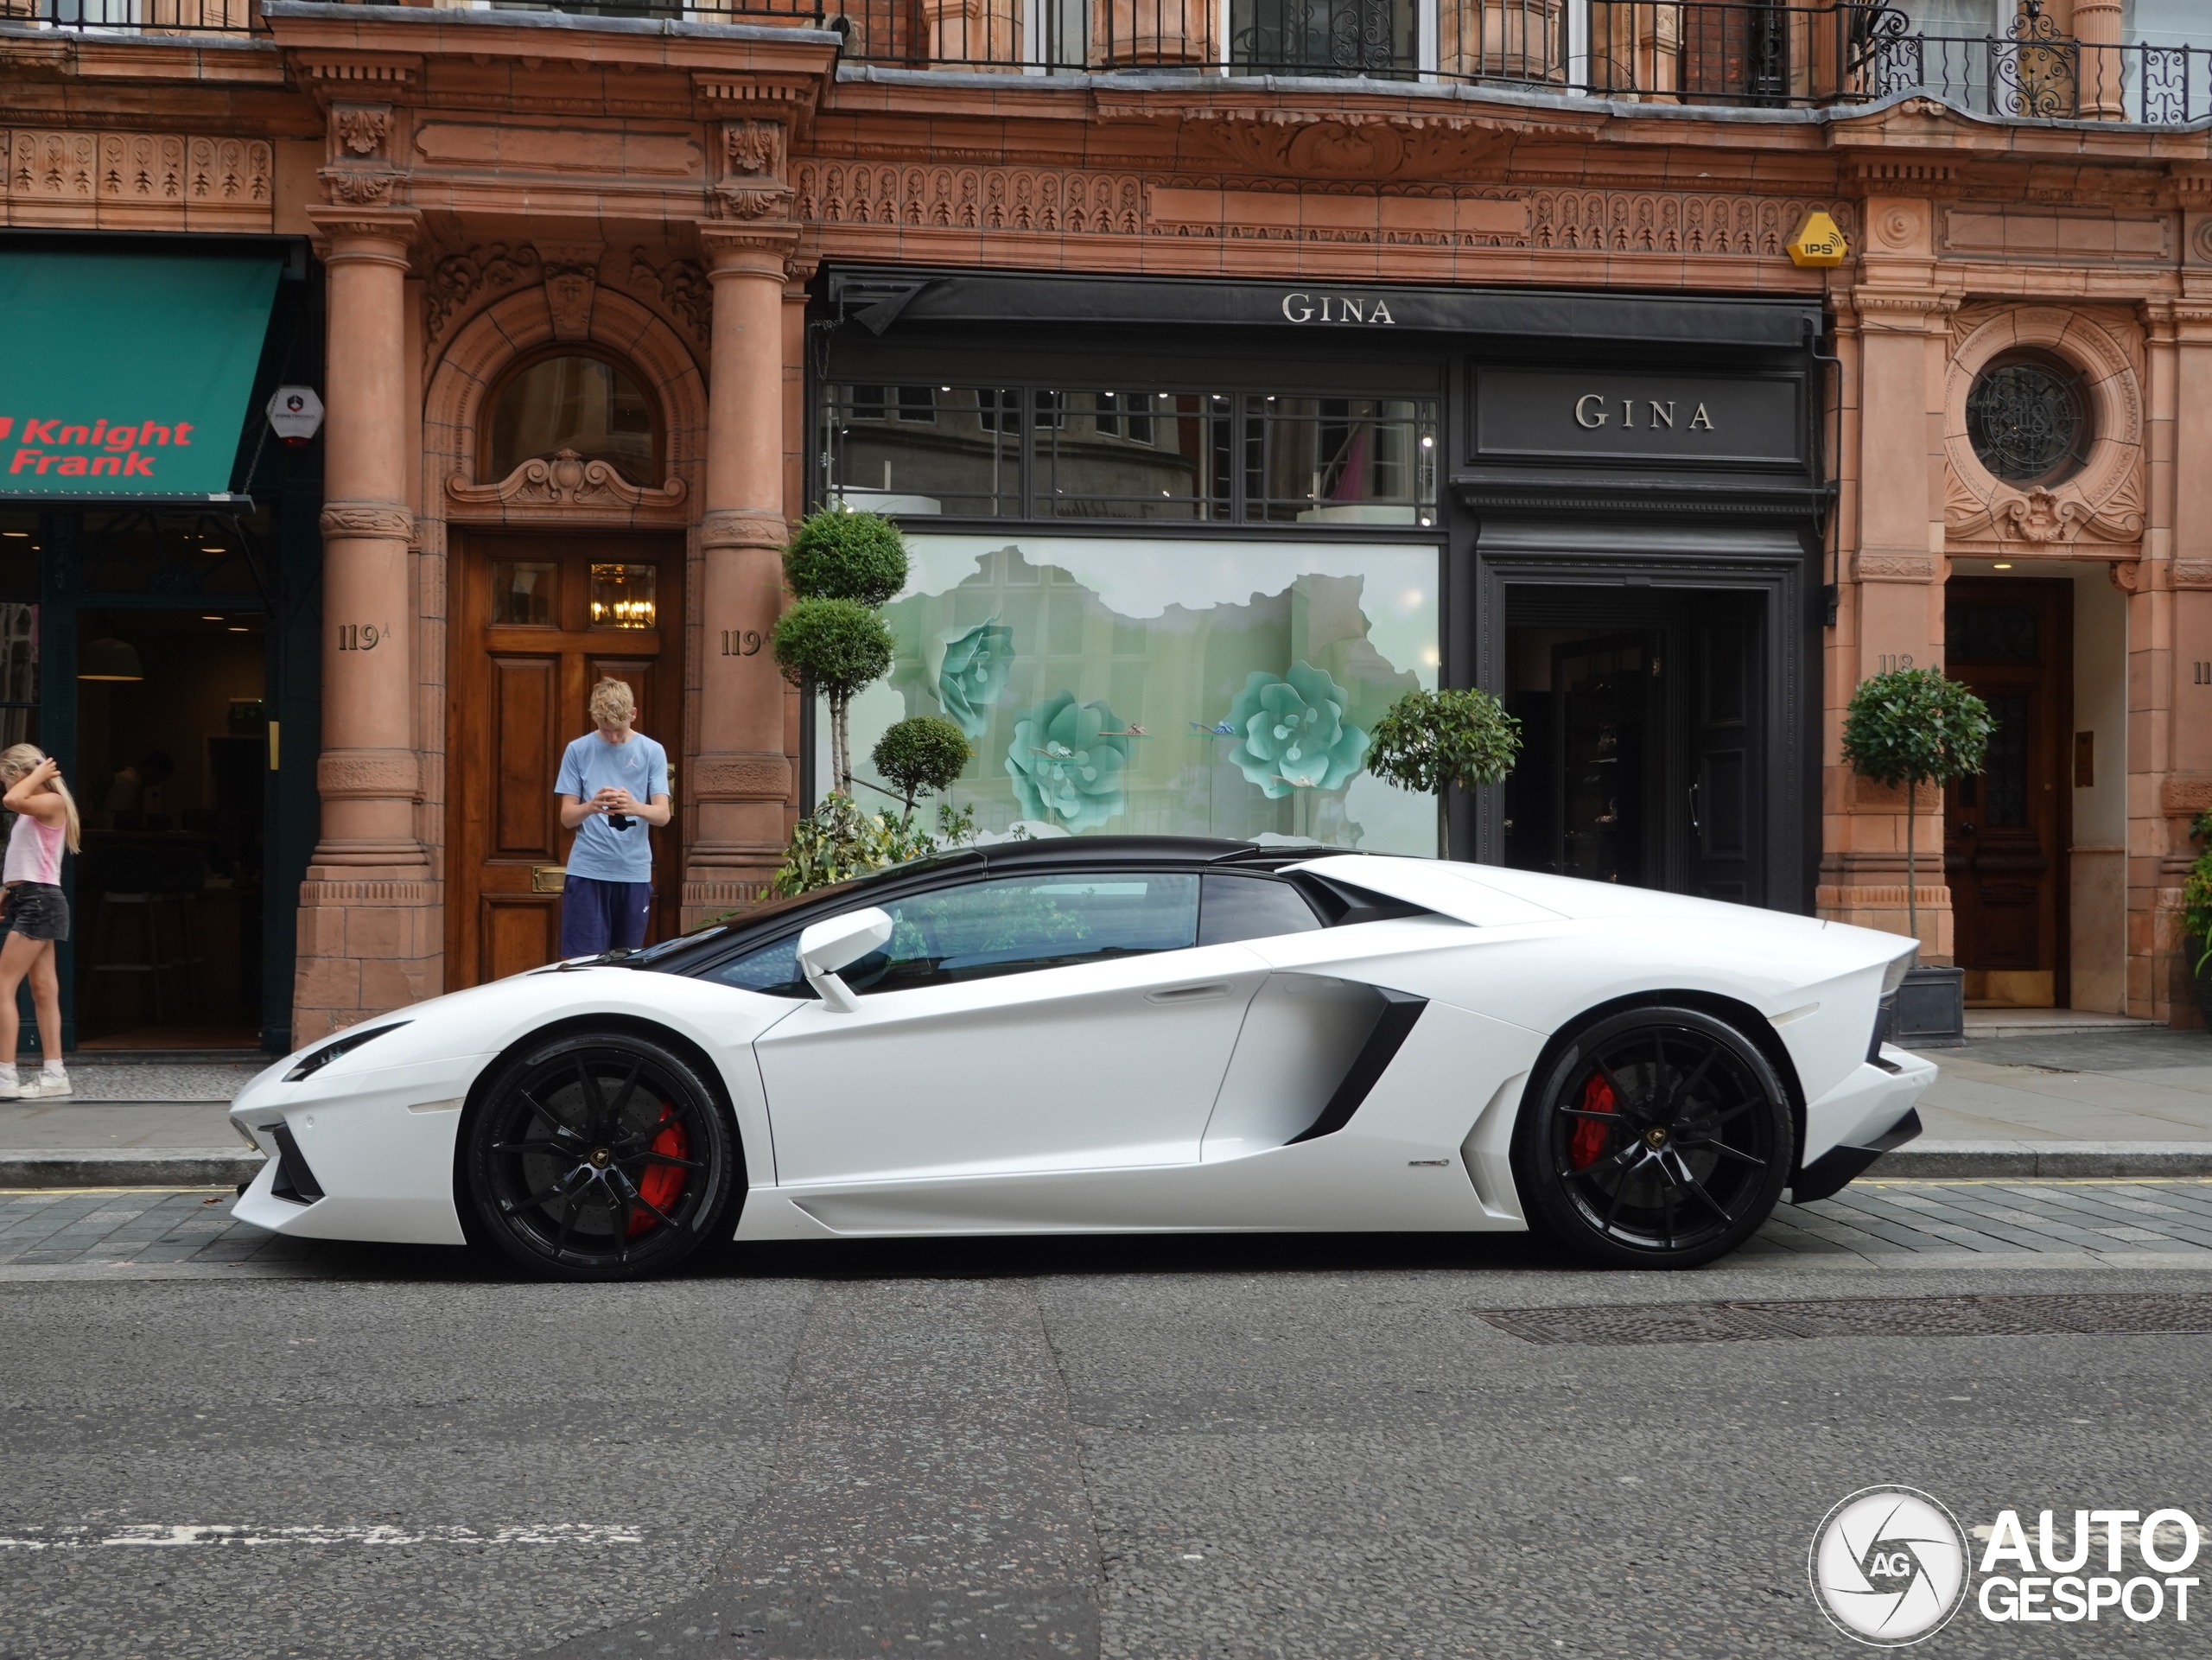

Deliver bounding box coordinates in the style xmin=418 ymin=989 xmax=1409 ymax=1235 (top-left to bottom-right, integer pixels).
xmin=484 ymin=353 xmax=659 ymax=486
xmin=1965 ymin=351 xmax=2091 ymax=488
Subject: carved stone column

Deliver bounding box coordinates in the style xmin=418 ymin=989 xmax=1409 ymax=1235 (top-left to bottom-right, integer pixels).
xmin=685 ymin=222 xmax=800 ymax=926
xmin=296 ymin=206 xmax=437 ymax=1042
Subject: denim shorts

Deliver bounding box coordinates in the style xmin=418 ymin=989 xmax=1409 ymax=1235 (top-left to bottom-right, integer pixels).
xmin=3 ymin=882 xmax=68 ymax=943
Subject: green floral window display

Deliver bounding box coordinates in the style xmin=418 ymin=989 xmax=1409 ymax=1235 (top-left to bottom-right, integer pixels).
xmin=823 ymin=534 xmax=1440 ymax=854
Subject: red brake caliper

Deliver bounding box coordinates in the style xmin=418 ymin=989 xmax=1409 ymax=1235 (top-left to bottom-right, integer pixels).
xmin=627 ymin=1108 xmax=690 ymax=1238
xmin=1567 ymin=1072 xmax=1616 ymax=1171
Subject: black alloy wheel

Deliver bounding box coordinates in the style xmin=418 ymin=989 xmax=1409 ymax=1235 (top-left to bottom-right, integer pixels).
xmin=465 ymin=1031 xmax=739 ymax=1282
xmin=1512 ymin=1006 xmax=1793 ymax=1269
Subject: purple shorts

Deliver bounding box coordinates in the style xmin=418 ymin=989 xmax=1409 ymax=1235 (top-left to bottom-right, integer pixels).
xmin=559 ymin=875 xmax=652 ymax=958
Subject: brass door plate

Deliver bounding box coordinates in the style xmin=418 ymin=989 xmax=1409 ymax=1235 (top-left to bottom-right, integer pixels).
xmin=532 ymin=865 xmax=567 ymax=894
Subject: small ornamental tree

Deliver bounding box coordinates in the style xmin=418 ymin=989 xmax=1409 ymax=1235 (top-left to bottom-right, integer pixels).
xmin=2183 ymin=810 xmax=2212 ymax=983
xmin=770 ymin=508 xmax=909 ymax=798
xmin=872 ymin=716 xmax=971 ymax=813
xmin=1839 ymin=667 xmax=1992 ymax=948
xmin=1366 ymin=687 xmax=1522 ymax=860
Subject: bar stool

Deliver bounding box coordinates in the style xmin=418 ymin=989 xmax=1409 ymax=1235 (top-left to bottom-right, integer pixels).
xmin=85 ymin=843 xmax=168 ymax=1025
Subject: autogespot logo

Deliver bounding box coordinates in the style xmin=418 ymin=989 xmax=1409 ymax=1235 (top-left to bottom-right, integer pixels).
xmin=1808 ymin=1486 xmax=1971 ymax=1646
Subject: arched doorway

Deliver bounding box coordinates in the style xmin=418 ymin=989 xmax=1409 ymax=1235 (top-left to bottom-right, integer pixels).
xmin=445 ymin=347 xmax=687 ymax=984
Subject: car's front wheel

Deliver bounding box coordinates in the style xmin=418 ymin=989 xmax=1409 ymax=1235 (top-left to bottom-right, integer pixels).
xmin=1512 ymin=1006 xmax=1792 ymax=1269
xmin=464 ymin=1030 xmax=739 ymax=1282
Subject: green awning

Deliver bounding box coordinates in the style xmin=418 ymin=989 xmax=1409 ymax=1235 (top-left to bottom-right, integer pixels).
xmin=0 ymin=249 xmax=282 ymax=500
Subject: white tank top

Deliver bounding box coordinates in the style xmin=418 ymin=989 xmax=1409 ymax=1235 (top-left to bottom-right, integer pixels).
xmin=3 ymin=812 xmax=63 ymax=886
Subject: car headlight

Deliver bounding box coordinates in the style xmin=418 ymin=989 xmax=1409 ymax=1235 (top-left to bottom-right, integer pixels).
xmin=1880 ymin=947 xmax=1917 ymax=998
xmin=283 ymin=1021 xmax=410 ymax=1083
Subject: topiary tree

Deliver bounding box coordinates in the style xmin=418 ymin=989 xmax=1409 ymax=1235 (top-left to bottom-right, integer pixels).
xmin=2183 ymin=811 xmax=2212 ymax=1014
xmin=871 ymin=715 xmax=970 ymax=813
xmin=1366 ymin=687 xmax=1522 ymax=860
xmin=784 ymin=507 xmax=908 ymax=607
xmin=772 ymin=598 xmax=893 ymax=798
xmin=1839 ymin=666 xmax=1992 ymax=949
xmin=771 ymin=508 xmax=909 ymax=798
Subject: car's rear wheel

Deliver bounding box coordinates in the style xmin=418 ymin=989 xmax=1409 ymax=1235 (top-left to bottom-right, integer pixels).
xmin=464 ymin=1030 xmax=739 ymax=1282
xmin=1512 ymin=1006 xmax=1792 ymax=1269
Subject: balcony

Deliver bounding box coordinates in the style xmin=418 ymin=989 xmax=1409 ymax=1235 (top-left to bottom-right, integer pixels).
xmin=10 ymin=0 xmax=2209 ymax=126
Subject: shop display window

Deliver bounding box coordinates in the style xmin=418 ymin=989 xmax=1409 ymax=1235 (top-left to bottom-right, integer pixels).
xmin=1244 ymin=396 xmax=1437 ymax=525
xmin=823 ymin=384 xmax=1021 ymax=517
xmin=824 ymin=534 xmax=1440 ymax=854
xmin=823 ymin=385 xmax=1436 ymax=523
xmin=1037 ymin=393 xmax=1231 ymax=521
xmin=79 ymin=510 xmax=270 ymax=598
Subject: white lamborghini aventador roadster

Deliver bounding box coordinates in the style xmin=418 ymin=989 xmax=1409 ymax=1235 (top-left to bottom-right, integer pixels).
xmin=229 ymin=839 xmax=1933 ymax=1279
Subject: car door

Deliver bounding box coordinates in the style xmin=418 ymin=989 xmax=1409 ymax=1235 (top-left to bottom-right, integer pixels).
xmin=749 ymin=868 xmax=1269 ymax=1186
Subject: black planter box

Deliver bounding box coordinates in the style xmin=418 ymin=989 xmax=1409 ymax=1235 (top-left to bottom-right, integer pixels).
xmin=1894 ymin=964 xmax=1966 ymax=1050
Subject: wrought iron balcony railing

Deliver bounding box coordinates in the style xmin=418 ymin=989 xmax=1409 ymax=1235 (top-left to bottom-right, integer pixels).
xmin=9 ymin=0 xmax=2206 ymax=128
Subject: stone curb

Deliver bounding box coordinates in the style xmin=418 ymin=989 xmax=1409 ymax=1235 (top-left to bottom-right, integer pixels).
xmin=1865 ymin=1142 xmax=2212 ymax=1180
xmin=0 ymin=1149 xmax=264 ymax=1189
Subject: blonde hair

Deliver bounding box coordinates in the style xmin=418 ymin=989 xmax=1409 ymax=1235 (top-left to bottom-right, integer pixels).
xmin=588 ymin=677 xmax=637 ymax=728
xmin=0 ymin=744 xmax=80 ymax=855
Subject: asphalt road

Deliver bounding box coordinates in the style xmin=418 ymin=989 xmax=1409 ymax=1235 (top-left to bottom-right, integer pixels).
xmin=3 ymin=1210 xmax=2210 ymax=1659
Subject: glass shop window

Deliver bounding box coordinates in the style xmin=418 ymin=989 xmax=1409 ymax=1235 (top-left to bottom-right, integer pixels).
xmin=486 ymin=353 xmax=659 ymax=487
xmin=822 ymin=385 xmax=1020 ymax=518
xmin=1244 ymin=397 xmax=1439 ymax=526
xmin=1037 ymin=392 xmax=1231 ymax=522
xmin=830 ymin=532 xmax=1442 ymax=856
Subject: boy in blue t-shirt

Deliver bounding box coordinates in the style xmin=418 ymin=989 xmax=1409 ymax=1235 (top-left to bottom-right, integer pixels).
xmin=555 ymin=677 xmax=671 ymax=957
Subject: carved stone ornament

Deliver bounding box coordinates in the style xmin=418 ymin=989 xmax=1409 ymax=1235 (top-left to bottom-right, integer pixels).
xmin=630 ymin=249 xmax=710 ymax=347
xmin=318 ymin=502 xmax=416 ymax=540
xmin=1855 ymin=554 xmax=1940 ymax=582
xmin=332 ymin=106 xmax=391 ymax=159
xmin=320 ymin=169 xmax=399 ymax=207
xmin=1 ymin=130 xmax=275 ymax=231
xmin=724 ymin=119 xmax=787 ymax=181
xmin=423 ymin=242 xmax=541 ymax=343
xmin=1943 ymin=306 xmax=2146 ymax=552
xmin=316 ymin=748 xmax=423 ymax=802
xmin=690 ymin=751 xmax=795 ymax=804
xmin=447 ymin=449 xmax=686 ymax=515
xmin=715 ymin=182 xmax=793 ymax=222
xmin=543 ymin=263 xmax=597 ymax=341
xmin=2171 ymin=561 xmax=2212 ymax=589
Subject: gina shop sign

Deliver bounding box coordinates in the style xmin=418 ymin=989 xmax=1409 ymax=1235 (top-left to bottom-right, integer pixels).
xmin=1280 ymin=292 xmax=1396 ymax=325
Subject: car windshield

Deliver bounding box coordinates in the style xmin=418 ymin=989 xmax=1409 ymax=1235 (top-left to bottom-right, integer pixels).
xmin=626 ymin=847 xmax=985 ymax=973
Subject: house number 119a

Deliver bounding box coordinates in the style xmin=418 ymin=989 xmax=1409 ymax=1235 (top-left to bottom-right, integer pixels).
xmin=720 ymin=629 xmax=762 ymax=657
xmin=337 ymin=624 xmax=381 ymax=651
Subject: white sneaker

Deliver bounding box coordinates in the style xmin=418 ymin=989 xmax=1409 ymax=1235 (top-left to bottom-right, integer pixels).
xmin=0 ymin=1077 xmax=18 ymax=1101
xmin=17 ymin=1074 xmax=70 ymax=1099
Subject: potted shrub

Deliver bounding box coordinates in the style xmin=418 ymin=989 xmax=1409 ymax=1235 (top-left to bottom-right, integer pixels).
xmin=1839 ymin=666 xmax=1992 ymax=1047
xmin=1366 ymin=687 xmax=1522 ymax=860
xmin=2184 ymin=810 xmax=2212 ymax=1027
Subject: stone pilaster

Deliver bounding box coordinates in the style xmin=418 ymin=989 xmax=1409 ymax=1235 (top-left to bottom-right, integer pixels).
xmin=683 ymin=222 xmax=801 ymax=927
xmin=296 ymin=206 xmax=439 ymax=1042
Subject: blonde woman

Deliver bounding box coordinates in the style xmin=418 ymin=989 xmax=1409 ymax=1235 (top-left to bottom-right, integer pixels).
xmin=554 ymin=677 xmax=670 ymax=957
xmin=0 ymin=744 xmax=79 ymax=1098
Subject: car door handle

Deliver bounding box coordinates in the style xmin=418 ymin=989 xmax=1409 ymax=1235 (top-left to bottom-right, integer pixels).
xmin=1147 ymin=983 xmax=1230 ymax=1004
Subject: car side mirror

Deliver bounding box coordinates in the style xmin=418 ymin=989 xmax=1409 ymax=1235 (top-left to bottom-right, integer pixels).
xmin=795 ymin=907 xmax=894 ymax=1014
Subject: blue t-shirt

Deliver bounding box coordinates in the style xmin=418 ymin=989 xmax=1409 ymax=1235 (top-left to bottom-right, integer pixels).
xmin=556 ymin=731 xmax=668 ymax=883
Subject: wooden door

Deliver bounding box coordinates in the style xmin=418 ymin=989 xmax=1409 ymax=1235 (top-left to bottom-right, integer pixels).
xmin=1943 ymin=579 xmax=2071 ymax=1008
xmin=447 ymin=535 xmax=684 ymax=988
xmin=1685 ymin=600 xmax=1764 ymax=906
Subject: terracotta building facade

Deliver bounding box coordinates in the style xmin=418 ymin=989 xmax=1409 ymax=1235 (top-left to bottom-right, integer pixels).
xmin=4 ymin=0 xmax=2210 ymax=1049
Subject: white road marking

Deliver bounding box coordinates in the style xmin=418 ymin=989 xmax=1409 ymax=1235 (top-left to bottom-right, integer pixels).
xmin=0 ymin=1523 xmax=644 ymax=1549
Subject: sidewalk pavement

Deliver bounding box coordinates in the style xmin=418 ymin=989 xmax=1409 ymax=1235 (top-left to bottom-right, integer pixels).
xmin=0 ymin=1026 xmax=2207 ymax=1189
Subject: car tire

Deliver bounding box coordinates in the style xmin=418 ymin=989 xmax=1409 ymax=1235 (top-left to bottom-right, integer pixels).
xmin=1510 ymin=1005 xmax=1793 ymax=1269
xmin=464 ymin=1029 xmax=741 ymax=1282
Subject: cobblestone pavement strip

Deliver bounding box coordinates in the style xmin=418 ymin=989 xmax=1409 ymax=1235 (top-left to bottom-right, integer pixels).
xmin=4 ymin=1180 xmax=2212 ymax=1276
